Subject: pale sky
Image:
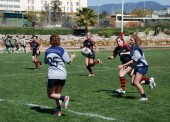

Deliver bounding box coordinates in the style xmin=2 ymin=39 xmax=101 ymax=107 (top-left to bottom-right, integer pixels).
xmin=88 ymin=0 xmax=170 ymax=6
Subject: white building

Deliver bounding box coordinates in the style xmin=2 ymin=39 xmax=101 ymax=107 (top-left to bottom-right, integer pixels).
xmin=154 ymin=7 xmax=170 ymax=16
xmin=0 ymin=0 xmax=87 ymax=13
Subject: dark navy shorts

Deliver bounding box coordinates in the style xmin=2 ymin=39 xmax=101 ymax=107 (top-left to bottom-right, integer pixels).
xmin=47 ymin=79 xmax=66 ymax=88
xmin=133 ymin=66 xmax=148 ymax=76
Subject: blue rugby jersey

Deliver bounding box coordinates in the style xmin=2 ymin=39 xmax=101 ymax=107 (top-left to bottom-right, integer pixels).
xmin=130 ymin=45 xmax=148 ymax=68
xmin=44 ymin=46 xmax=71 ymax=79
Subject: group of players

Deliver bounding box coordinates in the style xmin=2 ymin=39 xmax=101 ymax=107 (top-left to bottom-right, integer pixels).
xmin=43 ymin=32 xmax=156 ymax=116
xmin=1 ymin=34 xmax=27 ymax=53
xmin=1 ymin=34 xmax=42 ymax=70
xmin=82 ymin=32 xmax=156 ymax=100
xmin=1 ymin=33 xmax=156 ymax=116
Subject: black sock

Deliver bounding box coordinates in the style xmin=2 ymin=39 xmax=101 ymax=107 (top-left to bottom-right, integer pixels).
xmin=86 ymin=66 xmax=92 ymax=73
xmin=59 ymin=96 xmax=65 ymax=102
xmin=145 ymin=80 xmax=150 ymax=84
xmin=141 ymin=93 xmax=146 ymax=98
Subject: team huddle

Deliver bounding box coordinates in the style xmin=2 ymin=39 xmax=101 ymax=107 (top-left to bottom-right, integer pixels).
xmin=43 ymin=33 xmax=156 ymax=116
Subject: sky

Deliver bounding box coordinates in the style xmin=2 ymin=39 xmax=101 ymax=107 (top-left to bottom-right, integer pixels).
xmin=88 ymin=0 xmax=170 ymax=6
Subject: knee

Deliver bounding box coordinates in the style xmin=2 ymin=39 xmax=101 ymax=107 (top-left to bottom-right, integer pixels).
xmin=119 ymin=72 xmax=125 ymax=77
xmin=133 ymin=81 xmax=139 ymax=86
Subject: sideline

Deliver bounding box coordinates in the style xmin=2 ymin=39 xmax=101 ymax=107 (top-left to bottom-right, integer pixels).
xmin=0 ymin=98 xmax=116 ymax=121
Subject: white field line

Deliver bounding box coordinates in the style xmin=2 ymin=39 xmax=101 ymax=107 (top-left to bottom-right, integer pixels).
xmin=0 ymin=98 xmax=116 ymax=121
xmin=68 ymin=109 xmax=116 ymax=121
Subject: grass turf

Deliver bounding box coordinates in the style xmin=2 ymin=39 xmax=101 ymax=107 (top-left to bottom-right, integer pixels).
xmin=0 ymin=48 xmax=170 ymax=122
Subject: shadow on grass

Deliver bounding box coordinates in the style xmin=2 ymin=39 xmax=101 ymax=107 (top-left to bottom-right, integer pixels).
xmin=112 ymin=90 xmax=137 ymax=99
xmin=30 ymin=106 xmax=66 ymax=116
xmin=97 ymin=89 xmax=137 ymax=99
xmin=25 ymin=67 xmax=35 ymax=70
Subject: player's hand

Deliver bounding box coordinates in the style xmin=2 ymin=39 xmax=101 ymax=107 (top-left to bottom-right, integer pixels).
xmin=118 ymin=65 xmax=123 ymax=70
xmin=70 ymin=53 xmax=76 ymax=59
xmin=107 ymin=56 xmax=114 ymax=59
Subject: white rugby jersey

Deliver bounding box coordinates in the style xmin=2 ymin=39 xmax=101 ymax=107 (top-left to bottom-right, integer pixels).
xmin=44 ymin=46 xmax=71 ymax=79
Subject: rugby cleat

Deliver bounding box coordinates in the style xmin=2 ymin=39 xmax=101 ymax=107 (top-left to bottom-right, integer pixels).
xmin=88 ymin=73 xmax=94 ymax=76
xmin=116 ymin=88 xmax=126 ymax=94
xmin=138 ymin=97 xmax=148 ymax=101
xmin=64 ymin=96 xmax=70 ymax=109
xmin=149 ymin=77 xmax=156 ymax=90
xmin=97 ymin=59 xmax=102 ymax=65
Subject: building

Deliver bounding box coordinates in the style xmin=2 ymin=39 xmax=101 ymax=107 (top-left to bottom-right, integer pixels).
xmin=0 ymin=0 xmax=87 ymax=13
xmin=154 ymin=7 xmax=170 ymax=16
xmin=111 ymin=14 xmax=170 ymax=28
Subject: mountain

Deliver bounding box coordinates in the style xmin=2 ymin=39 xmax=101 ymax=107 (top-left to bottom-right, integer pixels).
xmin=88 ymin=1 xmax=170 ymax=14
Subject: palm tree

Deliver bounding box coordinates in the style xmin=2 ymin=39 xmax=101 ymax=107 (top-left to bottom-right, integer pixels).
xmin=76 ymin=8 xmax=97 ymax=34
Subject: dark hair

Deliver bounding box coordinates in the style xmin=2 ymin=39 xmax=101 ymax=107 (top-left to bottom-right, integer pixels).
xmin=116 ymin=36 xmax=124 ymax=42
xmin=34 ymin=36 xmax=38 ymax=39
xmin=50 ymin=34 xmax=60 ymax=46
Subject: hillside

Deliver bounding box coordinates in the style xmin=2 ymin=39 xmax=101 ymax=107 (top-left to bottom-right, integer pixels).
xmin=89 ymin=1 xmax=170 ymax=14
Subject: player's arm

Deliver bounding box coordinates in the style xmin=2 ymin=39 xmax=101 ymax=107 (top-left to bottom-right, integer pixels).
xmin=118 ymin=60 xmax=133 ymax=70
xmin=120 ymin=51 xmax=130 ymax=55
xmin=108 ymin=47 xmax=118 ymax=60
xmin=107 ymin=55 xmax=114 ymax=59
xmin=94 ymin=44 xmax=99 ymax=52
xmin=69 ymin=53 xmax=76 ymax=64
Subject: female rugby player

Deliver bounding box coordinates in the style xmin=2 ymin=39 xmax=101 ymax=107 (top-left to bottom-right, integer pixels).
xmin=44 ymin=34 xmax=76 ymax=116
xmin=118 ymin=35 xmax=153 ymax=101
xmin=108 ymin=36 xmax=155 ymax=94
xmin=82 ymin=32 xmax=102 ymax=76
xmin=29 ymin=36 xmax=42 ymax=70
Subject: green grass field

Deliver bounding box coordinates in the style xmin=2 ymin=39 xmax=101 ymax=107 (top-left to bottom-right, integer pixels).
xmin=0 ymin=48 xmax=170 ymax=122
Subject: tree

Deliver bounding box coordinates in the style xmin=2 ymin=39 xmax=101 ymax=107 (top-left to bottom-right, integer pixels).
xmin=39 ymin=11 xmax=47 ymax=26
xmin=0 ymin=13 xmax=3 ymax=18
xmin=50 ymin=0 xmax=62 ymax=23
xmin=130 ymin=9 xmax=153 ymax=17
xmin=44 ymin=3 xmax=50 ymax=24
xmin=76 ymin=8 xmax=97 ymax=34
xmin=100 ymin=11 xmax=108 ymax=20
xmin=25 ymin=11 xmax=37 ymax=27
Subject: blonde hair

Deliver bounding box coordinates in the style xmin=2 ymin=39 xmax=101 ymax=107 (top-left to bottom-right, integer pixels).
xmin=131 ymin=35 xmax=142 ymax=45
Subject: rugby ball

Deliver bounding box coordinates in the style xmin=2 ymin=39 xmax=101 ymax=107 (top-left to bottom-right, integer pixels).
xmin=81 ymin=47 xmax=92 ymax=56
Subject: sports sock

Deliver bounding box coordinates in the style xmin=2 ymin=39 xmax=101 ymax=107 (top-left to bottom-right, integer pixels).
xmin=120 ymin=77 xmax=126 ymax=90
xmin=141 ymin=93 xmax=147 ymax=98
xmin=141 ymin=76 xmax=150 ymax=84
xmin=93 ymin=60 xmax=99 ymax=65
xmin=60 ymin=96 xmax=65 ymax=102
xmin=86 ymin=66 xmax=93 ymax=74
xmin=35 ymin=61 xmax=38 ymax=69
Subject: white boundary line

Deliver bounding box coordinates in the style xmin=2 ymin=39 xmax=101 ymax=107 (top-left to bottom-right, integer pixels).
xmin=0 ymin=98 xmax=116 ymax=121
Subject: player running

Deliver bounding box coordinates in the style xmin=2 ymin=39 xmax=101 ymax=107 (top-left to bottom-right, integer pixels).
xmin=108 ymin=36 xmax=155 ymax=94
xmin=81 ymin=32 xmax=102 ymax=76
xmin=118 ymin=35 xmax=154 ymax=101
xmin=29 ymin=36 xmax=42 ymax=70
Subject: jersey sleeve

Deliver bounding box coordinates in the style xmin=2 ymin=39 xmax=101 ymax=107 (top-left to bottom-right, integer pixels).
xmin=44 ymin=50 xmax=48 ymax=64
xmin=62 ymin=49 xmax=71 ymax=64
xmin=132 ymin=50 xmax=141 ymax=62
xmin=113 ymin=46 xmax=119 ymax=58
